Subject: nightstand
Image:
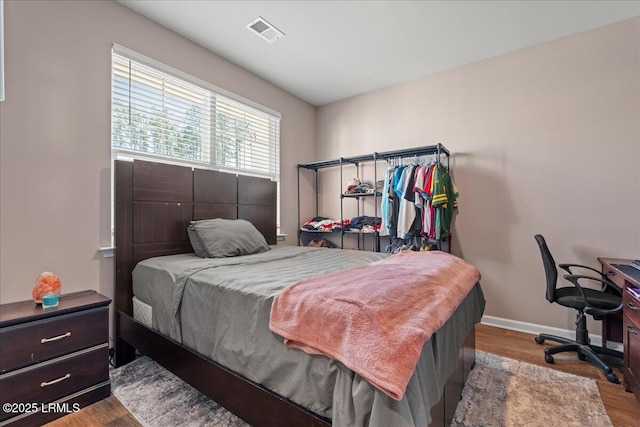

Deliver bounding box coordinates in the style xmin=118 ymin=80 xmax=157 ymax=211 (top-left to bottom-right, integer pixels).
xmin=0 ymin=290 xmax=111 ymax=426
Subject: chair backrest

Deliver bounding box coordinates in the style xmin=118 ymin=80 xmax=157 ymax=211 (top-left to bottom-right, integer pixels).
xmin=534 ymin=234 xmax=558 ymax=303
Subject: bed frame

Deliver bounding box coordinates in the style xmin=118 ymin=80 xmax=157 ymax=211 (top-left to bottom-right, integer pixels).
xmin=114 ymin=159 xmax=476 ymax=427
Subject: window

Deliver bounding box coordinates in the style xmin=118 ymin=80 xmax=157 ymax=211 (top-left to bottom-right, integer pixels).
xmin=111 ymin=45 xmax=281 ymax=232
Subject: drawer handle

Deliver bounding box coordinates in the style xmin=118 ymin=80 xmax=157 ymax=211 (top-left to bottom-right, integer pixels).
xmin=628 ymin=302 xmax=639 ymax=311
xmin=40 ymin=373 xmax=71 ymax=388
xmin=41 ymin=332 xmax=71 ymax=344
xmin=607 ymin=271 xmax=616 ymax=276
xmin=628 ymin=326 xmax=639 ymax=335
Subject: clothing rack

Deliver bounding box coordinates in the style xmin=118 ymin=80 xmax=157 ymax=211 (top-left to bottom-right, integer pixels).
xmin=298 ymin=144 xmax=450 ymax=170
xmin=297 ymin=143 xmax=451 ymax=252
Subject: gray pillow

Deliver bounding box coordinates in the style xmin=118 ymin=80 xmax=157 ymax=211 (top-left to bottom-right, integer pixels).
xmin=192 ymin=218 xmax=270 ymax=258
xmin=187 ymin=225 xmax=208 ymax=258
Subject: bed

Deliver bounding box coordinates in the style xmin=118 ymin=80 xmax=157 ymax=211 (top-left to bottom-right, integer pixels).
xmin=114 ymin=159 xmax=485 ymax=427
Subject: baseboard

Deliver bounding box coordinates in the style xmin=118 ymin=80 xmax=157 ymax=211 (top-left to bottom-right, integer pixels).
xmin=480 ymin=315 xmax=624 ymax=352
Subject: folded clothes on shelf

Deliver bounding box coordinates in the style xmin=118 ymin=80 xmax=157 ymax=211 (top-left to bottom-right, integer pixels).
xmin=302 ymin=216 xmax=382 ymax=233
xmin=345 ymin=182 xmax=375 ymax=194
xmin=345 ymin=216 xmax=381 ymax=232
xmin=302 ymin=217 xmax=343 ymax=231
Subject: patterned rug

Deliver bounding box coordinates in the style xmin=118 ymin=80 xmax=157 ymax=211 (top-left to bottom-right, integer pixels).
xmin=110 ymin=356 xmax=247 ymax=427
xmin=111 ymin=352 xmax=612 ymax=427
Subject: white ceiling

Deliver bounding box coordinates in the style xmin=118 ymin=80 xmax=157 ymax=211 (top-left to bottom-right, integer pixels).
xmin=117 ymin=1 xmax=640 ymax=106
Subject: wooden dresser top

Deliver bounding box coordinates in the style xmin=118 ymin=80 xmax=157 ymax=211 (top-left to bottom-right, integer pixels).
xmin=1 ymin=290 xmax=111 ymax=327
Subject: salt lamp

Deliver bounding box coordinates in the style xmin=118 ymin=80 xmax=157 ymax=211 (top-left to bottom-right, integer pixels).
xmin=32 ymin=272 xmax=62 ymax=304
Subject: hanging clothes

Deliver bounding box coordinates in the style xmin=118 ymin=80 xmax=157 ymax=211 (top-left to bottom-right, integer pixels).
xmin=431 ymin=163 xmax=458 ymax=239
xmin=379 ymin=166 xmax=393 ymax=237
xmin=380 ymin=157 xmax=458 ymax=252
xmin=389 ymin=165 xmax=407 ymax=240
xmin=397 ymin=164 xmax=418 ymax=239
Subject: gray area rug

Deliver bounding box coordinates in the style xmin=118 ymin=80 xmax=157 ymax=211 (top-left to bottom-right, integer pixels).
xmin=452 ymin=351 xmax=612 ymax=427
xmin=110 ymin=356 xmax=248 ymax=427
xmin=111 ymin=352 xmax=612 ymax=427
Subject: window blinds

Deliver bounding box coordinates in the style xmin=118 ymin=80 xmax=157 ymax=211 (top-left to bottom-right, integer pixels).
xmin=111 ymin=46 xmax=280 ymax=182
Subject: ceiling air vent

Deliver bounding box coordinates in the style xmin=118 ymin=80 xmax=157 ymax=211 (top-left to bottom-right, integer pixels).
xmin=246 ymin=17 xmax=285 ymax=43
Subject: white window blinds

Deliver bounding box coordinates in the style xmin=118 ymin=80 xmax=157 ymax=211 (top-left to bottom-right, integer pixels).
xmin=111 ymin=46 xmax=280 ymax=182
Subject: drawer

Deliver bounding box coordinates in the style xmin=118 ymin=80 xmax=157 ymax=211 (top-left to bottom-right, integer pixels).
xmin=0 ymin=345 xmax=108 ymax=422
xmin=0 ymin=307 xmax=108 ymax=373
xmin=603 ymin=265 xmax=627 ymax=290
xmin=624 ymin=289 xmax=640 ymax=327
xmin=624 ymin=314 xmax=640 ymax=396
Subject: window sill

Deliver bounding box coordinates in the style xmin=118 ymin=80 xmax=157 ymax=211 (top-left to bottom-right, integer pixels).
xmin=99 ymin=246 xmax=115 ymax=258
xmin=277 ymin=234 xmax=287 ymax=242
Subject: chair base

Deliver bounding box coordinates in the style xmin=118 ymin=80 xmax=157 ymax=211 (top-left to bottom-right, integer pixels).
xmin=535 ymin=333 xmax=623 ymax=383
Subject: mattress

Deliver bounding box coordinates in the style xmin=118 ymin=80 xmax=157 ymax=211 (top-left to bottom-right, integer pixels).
xmin=132 ymin=246 xmax=485 ymax=426
xmin=132 ymin=296 xmax=152 ymax=329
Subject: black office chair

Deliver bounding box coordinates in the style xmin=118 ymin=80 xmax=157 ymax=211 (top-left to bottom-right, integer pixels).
xmin=534 ymin=234 xmax=623 ymax=383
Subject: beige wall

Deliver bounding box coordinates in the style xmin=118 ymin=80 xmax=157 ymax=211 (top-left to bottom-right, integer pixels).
xmin=1 ymin=0 xmax=638 ymax=338
xmin=316 ymin=18 xmax=640 ymax=332
xmin=0 ymin=0 xmax=316 ymax=308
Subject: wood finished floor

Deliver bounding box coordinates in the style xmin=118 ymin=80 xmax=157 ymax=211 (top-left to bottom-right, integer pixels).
xmin=46 ymin=324 xmax=640 ymax=427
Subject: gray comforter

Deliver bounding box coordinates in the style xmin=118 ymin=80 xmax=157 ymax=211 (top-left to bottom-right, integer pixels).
xmin=133 ymin=246 xmax=485 ymax=426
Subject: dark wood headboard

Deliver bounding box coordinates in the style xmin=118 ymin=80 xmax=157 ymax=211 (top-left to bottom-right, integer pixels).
xmin=114 ymin=159 xmax=277 ymax=317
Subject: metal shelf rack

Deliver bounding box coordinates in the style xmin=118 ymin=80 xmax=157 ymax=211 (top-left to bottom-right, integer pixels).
xmin=297 ymin=143 xmax=450 ymax=251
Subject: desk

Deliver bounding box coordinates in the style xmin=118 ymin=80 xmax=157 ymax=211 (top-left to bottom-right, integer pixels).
xmin=598 ymin=258 xmax=640 ymax=402
xmin=599 ymin=258 xmax=637 ymax=345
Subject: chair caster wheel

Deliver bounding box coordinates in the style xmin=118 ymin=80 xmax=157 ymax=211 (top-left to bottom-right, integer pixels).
xmin=578 ymin=353 xmax=587 ymax=361
xmin=545 ymin=354 xmax=555 ymax=364
xmin=535 ymin=336 xmax=545 ymax=345
xmin=606 ymin=373 xmax=619 ymax=384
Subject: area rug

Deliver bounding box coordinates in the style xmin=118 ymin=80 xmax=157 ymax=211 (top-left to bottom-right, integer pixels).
xmin=452 ymin=351 xmax=612 ymax=427
xmin=110 ymin=356 xmax=248 ymax=427
xmin=111 ymin=352 xmax=612 ymax=427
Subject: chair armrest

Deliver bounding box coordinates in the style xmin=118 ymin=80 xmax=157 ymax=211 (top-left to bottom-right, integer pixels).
xmin=563 ymin=274 xmax=623 ymax=317
xmin=559 ymin=263 xmax=617 ymax=291
xmin=559 ymin=263 xmax=607 ymax=278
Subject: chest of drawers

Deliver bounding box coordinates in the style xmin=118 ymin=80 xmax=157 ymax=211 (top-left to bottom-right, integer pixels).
xmin=0 ymin=290 xmax=111 ymax=426
xmin=624 ymin=287 xmax=640 ymax=401
xmin=599 ymin=258 xmax=640 ymax=404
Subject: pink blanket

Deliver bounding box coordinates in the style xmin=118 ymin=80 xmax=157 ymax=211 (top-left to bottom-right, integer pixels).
xmin=269 ymin=250 xmax=481 ymax=400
